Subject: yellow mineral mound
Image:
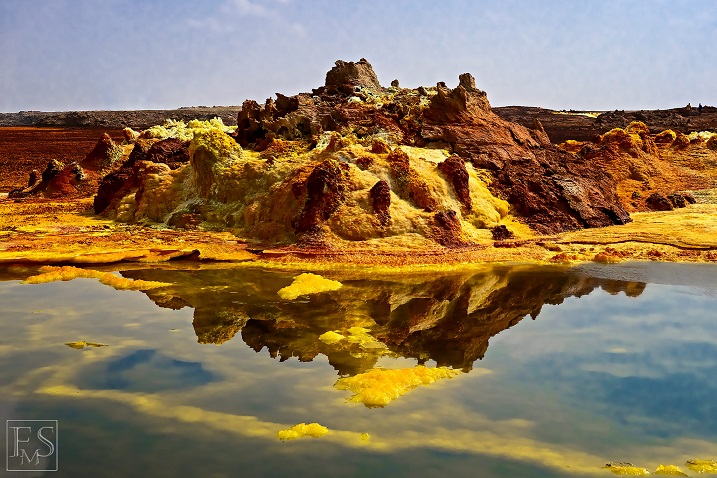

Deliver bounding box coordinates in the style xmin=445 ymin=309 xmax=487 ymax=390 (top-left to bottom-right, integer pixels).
xmin=100 ymin=117 xmax=518 ymax=248
xmin=707 ymin=135 xmax=717 ymax=150
xmin=653 ymin=464 xmax=688 ymax=476
xmin=600 ymin=121 xmax=657 ymax=156
xmin=22 ymin=266 xmax=171 ymax=290
xmin=144 ymin=118 xmax=235 ymax=141
xmin=686 ymin=459 xmax=717 ymax=473
xmin=603 ymin=462 xmax=649 ymax=475
xmin=276 ymin=422 xmax=329 ymax=440
xmin=334 ymin=365 xmax=462 ymax=407
xmin=277 ymin=273 xmax=343 ymax=300
xmin=654 ymin=129 xmax=677 ymax=145
xmin=318 ymin=330 xmax=346 ymax=345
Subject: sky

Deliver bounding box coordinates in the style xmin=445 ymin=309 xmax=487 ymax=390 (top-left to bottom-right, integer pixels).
xmin=1 ymin=0 xmax=715 ymax=113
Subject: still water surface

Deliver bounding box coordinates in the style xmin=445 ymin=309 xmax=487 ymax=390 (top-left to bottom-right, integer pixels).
xmin=1 ymin=262 xmax=716 ymax=477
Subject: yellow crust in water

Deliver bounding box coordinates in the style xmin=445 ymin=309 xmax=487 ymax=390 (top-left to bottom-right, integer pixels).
xmin=604 ymin=464 xmax=650 ymax=475
xmin=276 ymin=422 xmax=329 ymax=440
xmin=334 ymin=366 xmax=462 ymax=407
xmin=277 ymin=273 xmax=342 ymax=300
xmin=318 ymin=331 xmax=346 ymax=345
xmin=654 ymin=464 xmax=688 ymax=476
xmin=686 ymin=459 xmax=717 ymax=473
xmin=22 ymin=266 xmax=171 ymax=290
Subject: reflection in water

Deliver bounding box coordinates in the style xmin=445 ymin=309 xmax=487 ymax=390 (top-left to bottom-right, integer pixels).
xmin=92 ymin=349 xmax=216 ymax=392
xmin=5 ymin=263 xmax=717 ymax=477
xmin=124 ymin=265 xmax=646 ymax=374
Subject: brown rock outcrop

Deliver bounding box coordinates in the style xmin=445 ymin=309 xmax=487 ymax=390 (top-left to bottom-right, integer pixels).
xmin=9 ymin=158 xmax=88 ymax=199
xmin=707 ymin=136 xmax=717 ymax=150
xmin=432 ymin=210 xmax=469 ymax=248
xmin=438 ymin=155 xmax=471 ymax=210
xmin=491 ymin=225 xmax=514 ymax=240
xmin=292 ymin=159 xmax=350 ymax=234
xmin=94 ymin=163 xmax=137 ymax=214
xmin=81 ymin=133 xmax=115 ymax=170
xmin=324 ymin=58 xmax=381 ymax=94
xmin=145 ymin=138 xmax=190 ymax=169
xmin=416 ymin=75 xmax=630 ymax=234
xmin=667 ymin=193 xmax=687 ymax=208
xmin=387 ymin=148 xmax=438 ymax=211
xmin=646 ymin=192 xmax=674 ymax=211
xmin=369 ymin=180 xmax=391 ymax=226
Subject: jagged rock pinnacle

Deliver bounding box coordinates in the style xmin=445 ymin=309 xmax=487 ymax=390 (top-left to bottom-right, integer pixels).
xmin=325 ymin=58 xmax=381 ymax=92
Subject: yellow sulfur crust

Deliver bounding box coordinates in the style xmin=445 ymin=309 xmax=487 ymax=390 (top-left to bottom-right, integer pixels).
xmin=22 ymin=266 xmax=171 ymax=290
xmin=686 ymin=459 xmax=717 ymax=473
xmin=277 ymin=273 xmax=343 ymax=300
xmin=276 ymin=423 xmax=329 ymax=440
xmin=334 ymin=365 xmax=462 ymax=407
xmin=654 ymin=464 xmax=688 ymax=476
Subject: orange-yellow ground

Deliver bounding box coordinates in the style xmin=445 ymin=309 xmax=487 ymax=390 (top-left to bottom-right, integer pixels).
xmin=2 ymin=196 xmax=717 ymax=268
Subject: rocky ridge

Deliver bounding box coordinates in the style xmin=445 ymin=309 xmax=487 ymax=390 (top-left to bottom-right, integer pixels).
xmin=0 ymin=107 xmax=239 ymax=129
xmin=494 ymin=105 xmax=717 ymax=144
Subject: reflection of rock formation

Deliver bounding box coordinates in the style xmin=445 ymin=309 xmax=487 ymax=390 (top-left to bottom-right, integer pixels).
xmin=123 ymin=266 xmax=646 ymax=374
xmin=194 ymin=310 xmax=249 ymax=345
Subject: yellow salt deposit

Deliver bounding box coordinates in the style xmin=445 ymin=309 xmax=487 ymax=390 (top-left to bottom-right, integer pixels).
xmin=145 ymin=118 xmax=235 ymax=141
xmin=654 ymin=464 xmax=688 ymax=476
xmin=277 ymin=273 xmax=343 ymax=300
xmin=345 ymin=327 xmax=388 ymax=350
xmin=604 ymin=463 xmax=650 ymax=475
xmin=687 ymin=131 xmax=717 ymax=141
xmin=276 ymin=423 xmax=329 ymax=440
xmin=686 ymin=459 xmax=717 ymax=473
xmin=319 ymin=331 xmax=345 ymax=345
xmin=334 ymin=365 xmax=462 ymax=407
xmin=22 ymin=266 xmax=171 ymax=290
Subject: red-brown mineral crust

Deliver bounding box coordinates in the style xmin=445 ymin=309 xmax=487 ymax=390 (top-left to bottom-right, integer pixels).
xmin=93 ymin=165 xmax=136 ymax=214
xmin=292 ymin=159 xmax=350 ymax=234
xmin=145 ymin=138 xmax=190 ymax=169
xmin=369 ymin=180 xmax=391 ymax=226
xmin=417 ymin=75 xmax=631 ymax=234
xmin=81 ymin=132 xmax=115 ymax=170
xmin=645 ymin=192 xmax=674 ymax=211
xmin=432 ymin=210 xmax=470 ymax=248
xmin=387 ymin=148 xmax=438 ymax=212
xmin=438 ymin=155 xmax=471 ymax=210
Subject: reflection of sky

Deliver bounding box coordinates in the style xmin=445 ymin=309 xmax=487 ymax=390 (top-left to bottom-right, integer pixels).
xmin=490 ymin=284 xmax=717 ymax=441
xmin=2 ymin=265 xmax=717 ymax=477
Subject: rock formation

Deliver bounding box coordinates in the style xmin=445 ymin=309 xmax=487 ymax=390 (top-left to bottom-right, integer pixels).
xmin=556 ymin=121 xmax=715 ymax=211
xmin=9 ymin=133 xmax=123 ymax=199
xmin=93 ymin=59 xmax=637 ymax=246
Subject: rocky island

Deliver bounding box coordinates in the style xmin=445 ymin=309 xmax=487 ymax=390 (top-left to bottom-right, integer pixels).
xmin=1 ymin=59 xmax=716 ymax=267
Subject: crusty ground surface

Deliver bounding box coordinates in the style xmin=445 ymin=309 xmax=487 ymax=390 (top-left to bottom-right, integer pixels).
xmin=0 ymin=127 xmax=126 ymax=192
xmin=1 ymin=195 xmax=716 ymax=268
xmin=1 ymin=127 xmax=717 ymax=268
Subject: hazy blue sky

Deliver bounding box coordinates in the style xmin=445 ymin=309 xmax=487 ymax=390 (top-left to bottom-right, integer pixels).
xmin=1 ymin=0 xmax=715 ymax=112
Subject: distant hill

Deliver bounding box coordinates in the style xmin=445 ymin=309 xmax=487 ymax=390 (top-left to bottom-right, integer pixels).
xmin=0 ymin=106 xmax=239 ymax=129
xmin=493 ymin=105 xmax=717 ymax=143
xmin=2 ymin=104 xmax=715 ymax=144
